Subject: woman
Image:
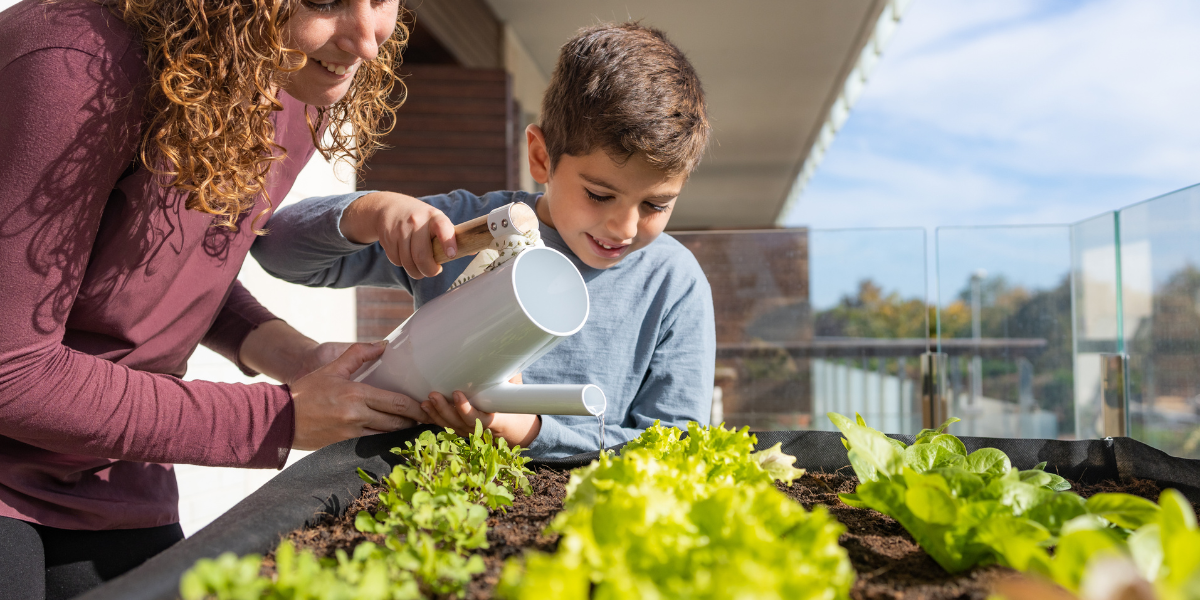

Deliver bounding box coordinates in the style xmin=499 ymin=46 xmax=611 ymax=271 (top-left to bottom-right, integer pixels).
xmin=0 ymin=0 xmax=429 ymax=596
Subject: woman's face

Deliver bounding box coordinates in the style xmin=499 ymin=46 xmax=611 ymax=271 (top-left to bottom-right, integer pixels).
xmin=281 ymin=0 xmax=400 ymax=107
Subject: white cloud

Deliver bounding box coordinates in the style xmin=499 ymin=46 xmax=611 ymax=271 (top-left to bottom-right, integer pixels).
xmin=790 ymin=0 xmax=1200 ymax=229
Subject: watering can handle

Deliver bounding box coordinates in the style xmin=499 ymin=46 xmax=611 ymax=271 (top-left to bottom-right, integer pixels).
xmin=431 ymin=202 xmax=539 ymax=264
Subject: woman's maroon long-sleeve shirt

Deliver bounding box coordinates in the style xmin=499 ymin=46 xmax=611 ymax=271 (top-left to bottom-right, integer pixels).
xmin=0 ymin=0 xmax=315 ymax=529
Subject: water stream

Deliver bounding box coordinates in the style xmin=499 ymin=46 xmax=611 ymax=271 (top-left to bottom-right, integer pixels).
xmin=598 ymin=413 xmax=606 ymax=452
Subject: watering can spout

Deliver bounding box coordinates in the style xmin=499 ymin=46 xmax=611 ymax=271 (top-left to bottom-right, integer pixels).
xmin=472 ymin=382 xmax=606 ymax=417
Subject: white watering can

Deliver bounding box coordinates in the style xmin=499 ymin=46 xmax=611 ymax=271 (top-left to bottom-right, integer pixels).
xmin=352 ymin=203 xmax=606 ymax=417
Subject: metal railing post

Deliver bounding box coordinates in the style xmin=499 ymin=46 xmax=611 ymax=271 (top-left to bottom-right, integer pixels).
xmin=920 ymin=351 xmax=949 ymax=430
xmin=1100 ymin=353 xmax=1129 ymax=437
xmin=1017 ymin=357 xmax=1034 ymax=437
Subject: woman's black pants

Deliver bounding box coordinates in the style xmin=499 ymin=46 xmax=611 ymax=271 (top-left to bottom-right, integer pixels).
xmin=0 ymin=516 xmax=183 ymax=600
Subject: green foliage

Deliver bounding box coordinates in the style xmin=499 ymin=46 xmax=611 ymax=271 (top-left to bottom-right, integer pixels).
xmin=181 ymin=553 xmax=271 ymax=600
xmin=829 ymin=411 xmax=1130 ymax=575
xmin=816 ymin=275 xmax=1077 ymax=434
xmin=498 ymin=421 xmax=853 ymax=600
xmin=832 ymin=411 xmax=1200 ymax=597
xmin=814 ymin=280 xmax=931 ymax=339
xmin=180 ymin=541 xmax=424 ymax=600
xmin=1152 ymin=489 xmax=1200 ymax=598
xmin=1053 ymin=488 xmax=1200 ymax=599
xmin=181 ymin=423 xmax=532 ymax=600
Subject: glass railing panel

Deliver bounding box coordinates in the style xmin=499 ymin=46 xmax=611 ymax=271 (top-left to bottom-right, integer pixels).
xmin=1117 ymin=183 xmax=1200 ymax=458
xmin=935 ymin=226 xmax=1074 ymax=439
xmin=1070 ymin=212 xmax=1120 ymax=441
xmin=807 ymin=228 xmax=928 ymax=434
xmin=675 ymin=228 xmax=927 ymax=435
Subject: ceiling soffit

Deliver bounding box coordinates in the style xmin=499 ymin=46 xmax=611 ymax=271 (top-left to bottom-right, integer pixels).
xmin=482 ymin=0 xmax=888 ymax=228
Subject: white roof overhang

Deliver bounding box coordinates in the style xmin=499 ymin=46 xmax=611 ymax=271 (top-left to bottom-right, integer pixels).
xmin=484 ymin=0 xmax=910 ymax=228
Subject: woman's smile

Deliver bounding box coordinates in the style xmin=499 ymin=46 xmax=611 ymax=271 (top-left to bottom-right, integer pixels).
xmin=312 ymin=57 xmax=357 ymax=76
xmin=282 ymin=0 xmax=398 ymax=106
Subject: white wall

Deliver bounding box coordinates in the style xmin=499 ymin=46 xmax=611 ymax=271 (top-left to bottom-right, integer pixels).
xmin=177 ymin=152 xmax=358 ymax=537
xmin=503 ymin=26 xmax=547 ymax=194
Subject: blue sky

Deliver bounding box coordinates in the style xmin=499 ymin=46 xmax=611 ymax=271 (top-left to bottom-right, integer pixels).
xmin=793 ymin=0 xmax=1200 ymax=307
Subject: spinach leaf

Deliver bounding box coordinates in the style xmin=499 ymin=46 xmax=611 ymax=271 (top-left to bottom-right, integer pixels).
xmin=829 ymin=412 xmax=1084 ymax=575
xmin=831 ymin=412 xmax=1200 ymax=597
xmin=1085 ymin=493 xmax=1161 ymax=530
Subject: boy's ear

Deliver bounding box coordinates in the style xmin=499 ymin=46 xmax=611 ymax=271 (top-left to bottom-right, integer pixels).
xmin=526 ymin=124 xmax=551 ymax=185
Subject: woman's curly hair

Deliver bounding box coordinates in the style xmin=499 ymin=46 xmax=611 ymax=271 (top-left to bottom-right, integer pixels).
xmin=112 ymin=0 xmax=408 ymax=230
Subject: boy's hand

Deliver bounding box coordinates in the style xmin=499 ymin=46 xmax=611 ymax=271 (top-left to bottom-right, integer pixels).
xmin=423 ymin=390 xmax=541 ymax=448
xmin=340 ymin=191 xmax=457 ymax=279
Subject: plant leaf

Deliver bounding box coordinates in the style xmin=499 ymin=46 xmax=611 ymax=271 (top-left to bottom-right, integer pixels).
xmin=906 ymin=485 xmax=958 ymax=525
xmin=750 ymin=442 xmax=806 ymax=483
xmin=1158 ymin=488 xmax=1197 ymax=532
xmin=1024 ymin=492 xmax=1087 ymax=535
xmin=1127 ymin=523 xmax=1163 ymax=582
xmin=935 ymin=417 xmax=961 ymax=434
xmin=929 ymin=434 xmax=968 ymax=457
xmin=964 ymin=448 xmax=1011 ymax=477
xmin=1049 ymin=528 xmax=1125 ymax=592
xmin=828 ymin=412 xmax=902 ymax=478
xmin=1086 ymin=493 xmax=1161 ymax=530
xmin=976 ymin=516 xmax=1051 ymax=571
xmin=839 ymin=492 xmax=869 ymax=509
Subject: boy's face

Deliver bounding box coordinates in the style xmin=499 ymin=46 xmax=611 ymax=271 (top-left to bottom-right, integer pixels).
xmin=528 ymin=126 xmax=687 ymax=270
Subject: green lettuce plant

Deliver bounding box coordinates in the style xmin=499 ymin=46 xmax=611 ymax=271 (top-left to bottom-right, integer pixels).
xmin=181 ymin=423 xmax=532 ymax=600
xmin=830 ymin=411 xmax=1200 ymax=597
xmin=1044 ymin=488 xmax=1200 ymax=598
xmin=180 ymin=540 xmax=423 ymax=600
xmin=1129 ymin=489 xmax=1200 ymax=599
xmin=498 ymin=421 xmax=853 ymax=600
xmin=831 ymin=411 xmax=1096 ymax=574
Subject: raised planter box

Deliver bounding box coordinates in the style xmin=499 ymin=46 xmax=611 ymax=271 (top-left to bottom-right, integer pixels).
xmin=80 ymin=426 xmax=1200 ymax=600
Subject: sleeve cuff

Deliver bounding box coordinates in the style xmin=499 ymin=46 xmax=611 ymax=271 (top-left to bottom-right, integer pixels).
xmin=523 ymin=415 xmax=564 ymax=456
xmin=246 ymin=383 xmax=295 ymax=469
xmin=330 ymin=190 xmax=378 ymax=251
xmin=229 ymin=319 xmax=280 ymax=377
xmin=201 ymin=282 xmax=282 ymax=376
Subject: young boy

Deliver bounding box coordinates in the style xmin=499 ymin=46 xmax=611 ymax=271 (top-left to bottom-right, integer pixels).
xmin=252 ymin=23 xmax=714 ymax=458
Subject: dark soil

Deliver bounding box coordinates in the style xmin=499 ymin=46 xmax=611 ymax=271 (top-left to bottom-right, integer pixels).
xmin=1071 ymin=477 xmax=1165 ymax=503
xmin=259 ymin=485 xmax=386 ymax=575
xmin=777 ymin=470 xmax=1014 ymax=600
xmin=260 ymin=469 xmax=569 ymax=600
xmin=463 ymin=469 xmax=568 ymax=600
xmin=266 ymin=467 xmax=1172 ymax=600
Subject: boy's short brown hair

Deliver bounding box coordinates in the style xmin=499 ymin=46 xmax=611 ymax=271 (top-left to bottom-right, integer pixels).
xmin=540 ymin=22 xmax=709 ymax=176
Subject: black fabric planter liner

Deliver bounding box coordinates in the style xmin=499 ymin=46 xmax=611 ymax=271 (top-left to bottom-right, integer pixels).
xmin=81 ymin=427 xmax=1200 ymax=600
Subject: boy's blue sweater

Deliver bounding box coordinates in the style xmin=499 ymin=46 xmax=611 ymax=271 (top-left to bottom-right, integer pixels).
xmin=251 ymin=189 xmax=716 ymax=458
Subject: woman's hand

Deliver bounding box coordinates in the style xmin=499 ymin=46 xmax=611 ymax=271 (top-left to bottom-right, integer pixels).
xmin=340 ymin=191 xmax=457 ymax=280
xmin=290 ymin=341 xmax=431 ymax=450
xmin=422 ymin=382 xmax=541 ymax=449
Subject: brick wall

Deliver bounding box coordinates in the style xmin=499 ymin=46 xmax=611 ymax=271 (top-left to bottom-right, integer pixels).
xmin=673 ymin=230 xmax=812 ymax=429
xmin=357 ymin=287 xmax=416 ymax=341
xmin=356 ymin=64 xmax=517 ymax=340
